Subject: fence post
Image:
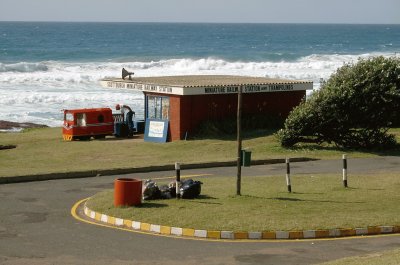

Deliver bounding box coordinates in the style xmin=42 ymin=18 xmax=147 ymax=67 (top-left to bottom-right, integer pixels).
xmin=342 ymin=154 xmax=348 ymax=188
xmin=175 ymin=162 xmax=181 ymax=199
xmin=286 ymin=158 xmax=292 ymax=192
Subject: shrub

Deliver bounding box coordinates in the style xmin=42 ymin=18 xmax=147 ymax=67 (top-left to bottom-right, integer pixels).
xmin=277 ymin=56 xmax=400 ymax=148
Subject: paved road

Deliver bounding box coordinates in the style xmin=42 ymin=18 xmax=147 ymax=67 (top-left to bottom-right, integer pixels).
xmin=0 ymin=157 xmax=399 ymax=265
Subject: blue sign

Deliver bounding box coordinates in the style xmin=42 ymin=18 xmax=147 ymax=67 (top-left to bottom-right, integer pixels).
xmin=144 ymin=119 xmax=169 ymax=143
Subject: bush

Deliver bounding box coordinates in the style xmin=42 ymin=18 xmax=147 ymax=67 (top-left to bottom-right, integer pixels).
xmin=277 ymin=56 xmax=400 ymax=148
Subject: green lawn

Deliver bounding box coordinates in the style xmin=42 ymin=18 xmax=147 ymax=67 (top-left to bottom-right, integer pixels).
xmin=1 ymin=127 xmax=400 ymax=177
xmin=86 ymin=173 xmax=400 ymax=231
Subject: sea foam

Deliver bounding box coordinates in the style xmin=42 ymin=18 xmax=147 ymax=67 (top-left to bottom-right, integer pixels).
xmin=0 ymin=53 xmax=397 ymax=127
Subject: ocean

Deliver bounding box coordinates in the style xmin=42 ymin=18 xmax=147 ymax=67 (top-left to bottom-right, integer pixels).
xmin=0 ymin=22 xmax=399 ymax=128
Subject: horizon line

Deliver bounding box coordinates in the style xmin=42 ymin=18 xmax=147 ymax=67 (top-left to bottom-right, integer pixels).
xmin=0 ymin=20 xmax=399 ymax=25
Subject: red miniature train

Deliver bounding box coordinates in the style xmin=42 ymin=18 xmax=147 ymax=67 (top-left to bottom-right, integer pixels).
xmin=62 ymin=108 xmax=115 ymax=141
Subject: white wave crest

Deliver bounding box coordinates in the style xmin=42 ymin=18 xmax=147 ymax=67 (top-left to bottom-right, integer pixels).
xmin=0 ymin=62 xmax=49 ymax=73
xmin=1 ymin=52 xmax=397 ymax=127
xmin=1 ymin=53 xmax=397 ymax=85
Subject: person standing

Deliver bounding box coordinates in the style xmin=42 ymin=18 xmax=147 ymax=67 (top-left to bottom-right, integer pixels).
xmin=116 ymin=104 xmax=135 ymax=136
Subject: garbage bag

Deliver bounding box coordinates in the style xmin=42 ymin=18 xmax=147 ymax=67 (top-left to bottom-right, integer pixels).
xmin=159 ymin=185 xmax=171 ymax=199
xmin=180 ymin=179 xmax=202 ymax=199
xmin=159 ymin=181 xmax=177 ymax=199
xmin=142 ymin=179 xmax=161 ymax=200
xmin=168 ymin=181 xmax=177 ymax=198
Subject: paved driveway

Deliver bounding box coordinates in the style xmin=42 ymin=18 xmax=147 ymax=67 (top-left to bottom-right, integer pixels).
xmin=0 ymin=157 xmax=399 ymax=264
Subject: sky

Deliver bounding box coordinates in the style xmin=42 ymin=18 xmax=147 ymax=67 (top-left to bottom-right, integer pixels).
xmin=0 ymin=0 xmax=399 ymax=24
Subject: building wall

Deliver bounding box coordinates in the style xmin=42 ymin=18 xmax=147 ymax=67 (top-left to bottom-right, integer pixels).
xmin=172 ymin=90 xmax=305 ymax=140
xmin=169 ymin=95 xmax=182 ymax=141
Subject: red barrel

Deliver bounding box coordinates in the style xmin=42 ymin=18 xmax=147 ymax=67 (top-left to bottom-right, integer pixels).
xmin=114 ymin=178 xmax=142 ymax=207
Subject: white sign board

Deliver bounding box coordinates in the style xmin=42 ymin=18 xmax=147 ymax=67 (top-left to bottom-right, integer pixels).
xmin=148 ymin=120 xmax=165 ymax=138
xmin=100 ymin=79 xmax=313 ymax=96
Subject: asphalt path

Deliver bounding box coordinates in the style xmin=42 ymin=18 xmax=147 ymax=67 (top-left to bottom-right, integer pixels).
xmin=0 ymin=156 xmax=399 ymax=265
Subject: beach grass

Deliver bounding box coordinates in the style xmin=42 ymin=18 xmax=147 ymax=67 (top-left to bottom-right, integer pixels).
xmin=0 ymin=127 xmax=400 ymax=177
xmin=86 ymin=173 xmax=400 ymax=232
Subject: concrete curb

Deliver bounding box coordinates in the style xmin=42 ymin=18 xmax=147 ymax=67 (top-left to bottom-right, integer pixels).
xmin=83 ymin=203 xmax=400 ymax=241
xmin=0 ymin=157 xmax=317 ymax=184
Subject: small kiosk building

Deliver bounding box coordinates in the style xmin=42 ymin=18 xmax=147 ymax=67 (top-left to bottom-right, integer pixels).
xmin=101 ymin=75 xmax=312 ymax=141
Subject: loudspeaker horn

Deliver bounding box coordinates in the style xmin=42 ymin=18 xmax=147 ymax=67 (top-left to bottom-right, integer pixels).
xmin=122 ymin=68 xmax=134 ymax=80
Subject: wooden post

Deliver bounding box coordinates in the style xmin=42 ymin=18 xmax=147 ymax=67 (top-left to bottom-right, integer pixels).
xmin=286 ymin=158 xmax=292 ymax=192
xmin=342 ymin=154 xmax=348 ymax=188
xmin=175 ymin=162 xmax=181 ymax=199
xmin=236 ymin=86 xmax=243 ymax=196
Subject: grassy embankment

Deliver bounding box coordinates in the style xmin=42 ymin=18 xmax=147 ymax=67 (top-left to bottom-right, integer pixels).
xmin=0 ymin=127 xmax=400 ymax=177
xmin=86 ymin=173 xmax=400 ymax=232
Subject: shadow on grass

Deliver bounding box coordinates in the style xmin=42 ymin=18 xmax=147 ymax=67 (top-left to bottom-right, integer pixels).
xmin=0 ymin=145 xmax=17 ymax=150
xmin=237 ymin=193 xmax=364 ymax=203
xmin=240 ymin=192 xmax=323 ymax=199
xmin=288 ymin=192 xmax=324 ymax=195
xmin=184 ymin=195 xmax=222 ymax=205
xmin=196 ymin=194 xmax=218 ymax=200
xmin=270 ymin=197 xmax=365 ymax=204
xmin=331 ymin=187 xmax=359 ymax=191
xmin=188 ymin=201 xmax=222 ymax=205
xmin=95 ymin=136 xmax=142 ymax=142
xmin=135 ymin=202 xmax=168 ymax=208
xmin=137 ymin=195 xmax=220 ymax=207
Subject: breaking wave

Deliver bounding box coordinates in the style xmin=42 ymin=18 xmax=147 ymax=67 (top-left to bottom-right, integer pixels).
xmin=0 ymin=52 xmax=397 ymax=127
xmin=0 ymin=62 xmax=49 ymax=73
xmin=1 ymin=53 xmax=396 ymax=84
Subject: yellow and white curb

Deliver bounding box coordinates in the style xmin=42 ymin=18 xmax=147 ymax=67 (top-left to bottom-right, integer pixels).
xmin=83 ymin=203 xmax=400 ymax=240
